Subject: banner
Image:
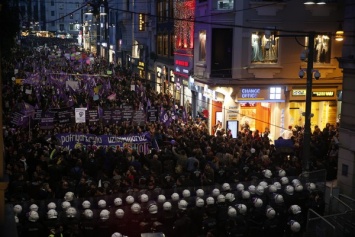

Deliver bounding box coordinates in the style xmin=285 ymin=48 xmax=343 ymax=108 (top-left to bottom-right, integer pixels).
xmin=56 ymin=132 xmax=152 ymax=154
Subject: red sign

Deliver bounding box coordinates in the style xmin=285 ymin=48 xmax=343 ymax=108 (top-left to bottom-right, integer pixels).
xmin=175 ymin=60 xmax=189 ymax=67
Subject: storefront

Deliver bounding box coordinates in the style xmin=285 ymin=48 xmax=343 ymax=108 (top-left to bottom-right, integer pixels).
xmin=236 ymin=86 xmax=286 ymax=139
xmin=288 ymin=87 xmax=339 ymax=130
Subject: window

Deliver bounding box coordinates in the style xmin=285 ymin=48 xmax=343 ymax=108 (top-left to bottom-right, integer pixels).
xmin=163 ymin=34 xmax=168 ymax=56
xmin=306 ymin=34 xmax=331 ymax=63
xmin=199 ymin=30 xmax=206 ymax=61
xmin=59 ymin=14 xmax=64 ymax=22
xmin=157 ymin=35 xmax=163 ymax=55
xmin=51 ymin=11 xmax=55 ymax=17
xmin=165 ymin=1 xmax=169 ymax=20
xmin=158 ymin=1 xmax=163 ymax=22
xmin=51 ymin=22 xmax=55 ymax=27
xmin=51 ymin=0 xmax=54 ymax=6
xmin=251 ymin=31 xmax=279 ymax=63
xmin=59 ymin=24 xmax=65 ymax=31
xmin=270 ymin=87 xmax=281 ymax=100
xmin=213 ymin=0 xmax=234 ymax=10
xmin=170 ymin=34 xmax=175 ymax=57
xmin=59 ymin=4 xmax=64 ymax=10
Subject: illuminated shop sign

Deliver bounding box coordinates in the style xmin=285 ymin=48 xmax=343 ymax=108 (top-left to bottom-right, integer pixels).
xmin=241 ymin=88 xmax=261 ymax=98
xmin=139 ymin=14 xmax=145 ymax=31
xmin=175 ymin=60 xmax=189 ymax=67
xmin=138 ymin=61 xmax=145 ymax=70
xmin=313 ymin=91 xmax=334 ymax=97
xmin=292 ymin=90 xmax=306 ymax=96
xmin=240 ymin=102 xmax=256 ymax=107
xmin=170 ymin=70 xmax=175 ymax=82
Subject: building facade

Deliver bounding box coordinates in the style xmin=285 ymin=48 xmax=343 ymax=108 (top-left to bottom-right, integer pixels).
xmin=193 ymin=0 xmax=344 ymax=140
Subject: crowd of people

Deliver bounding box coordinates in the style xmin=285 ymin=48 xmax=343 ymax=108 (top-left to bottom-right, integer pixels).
xmin=1 ymin=36 xmax=338 ymax=237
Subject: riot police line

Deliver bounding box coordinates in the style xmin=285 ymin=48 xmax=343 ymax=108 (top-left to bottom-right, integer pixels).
xmin=10 ymin=172 xmax=325 ymax=237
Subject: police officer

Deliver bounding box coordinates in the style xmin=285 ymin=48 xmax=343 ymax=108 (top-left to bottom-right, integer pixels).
xmin=110 ymin=209 xmax=128 ymax=236
xmin=216 ymin=194 xmax=229 ymax=236
xmin=62 ymin=207 xmax=80 ymax=237
xmin=126 ymin=203 xmax=147 ymax=237
xmin=43 ymin=209 xmax=61 ymax=237
xmin=173 ymin=200 xmax=192 ymax=237
xmin=189 ymin=197 xmax=206 ymax=236
xmin=80 ymin=209 xmax=97 ymax=237
xmin=160 ymin=201 xmax=176 ymax=237
xmin=22 ymin=211 xmax=45 ymax=237
xmin=248 ymin=197 xmax=265 ymax=236
xmin=262 ymin=206 xmax=283 ymax=237
xmin=145 ymin=202 xmax=163 ymax=233
xmin=95 ymin=209 xmax=112 ymax=237
xmin=205 ymin=196 xmax=217 ymax=219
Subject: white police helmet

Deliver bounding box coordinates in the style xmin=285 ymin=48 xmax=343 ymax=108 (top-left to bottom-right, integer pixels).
xmin=113 ymin=197 xmax=122 ymax=207
xmin=236 ymin=183 xmax=244 ymax=192
xmin=98 ymin=199 xmax=107 ymax=208
xmin=256 ymin=185 xmax=265 ymax=195
xmin=196 ymin=198 xmax=205 ymax=207
xmin=196 ymin=189 xmax=205 ymax=198
xmin=47 ymin=209 xmax=58 ymax=219
xmin=237 ymin=204 xmax=247 ymax=215
xmin=163 ymin=202 xmax=172 ymax=211
xmin=125 ymin=195 xmax=135 ymax=205
xmin=82 ymin=200 xmax=91 ymax=209
xmin=259 ymin=181 xmax=268 ymax=189
xmin=84 ymin=209 xmax=94 ymax=219
xmin=217 ymin=194 xmax=226 ymax=203
xmin=274 ymin=194 xmax=284 ymax=204
xmin=13 ymin=205 xmax=22 ymax=215
xmin=306 ymin=182 xmax=316 ymax=191
xmin=285 ymin=185 xmax=294 ymax=195
xmin=61 ymin=201 xmax=71 ymax=210
xmin=290 ymin=205 xmax=302 ymax=215
xmin=115 ymin=209 xmax=124 ymax=218
xmin=292 ymin=179 xmax=301 ymax=186
xmin=268 ymin=185 xmax=277 ymax=193
xmin=206 ymin=197 xmax=215 ymax=205
xmin=66 ymin=207 xmax=77 ymax=218
xmin=30 ymin=204 xmax=39 ymax=212
xmin=250 ymin=148 xmax=256 ymax=154
xmin=278 ymin=169 xmax=286 ymax=177
xmin=158 ymin=194 xmax=166 ymax=203
xmin=253 ymin=197 xmax=263 ymax=208
xmin=280 ymin=177 xmax=289 ymax=185
xmin=100 ymin=209 xmax=110 ymax=220
xmin=226 ymin=193 xmax=235 ymax=202
xmin=178 ymin=200 xmax=188 ymax=210
xmin=273 ymin=182 xmax=282 ymax=190
xmin=222 ymin=183 xmax=231 ymax=191
xmin=111 ymin=233 xmax=123 ymax=237
xmin=64 ymin=191 xmax=74 ymax=202
xmin=295 ymin=184 xmax=304 ymax=192
xmin=140 ymin=194 xmax=149 ymax=203
xmin=266 ymin=207 xmax=276 ymax=219
xmin=212 ymin=188 xmax=220 ymax=197
xmin=182 ymin=189 xmax=191 ymax=198
xmin=148 ymin=203 xmax=158 ymax=214
xmin=248 ymin=185 xmax=256 ymax=194
xmin=171 ymin=193 xmax=180 ymax=202
xmin=29 ymin=211 xmax=39 ymax=222
xmin=290 ymin=220 xmax=301 ymax=232
xmin=263 ymin=169 xmax=272 ymax=179
xmin=131 ymin=203 xmax=141 ymax=214
xmin=228 ymin=207 xmax=237 ymax=217
xmin=242 ymin=190 xmax=251 ymax=199
xmin=47 ymin=202 xmax=57 ymax=210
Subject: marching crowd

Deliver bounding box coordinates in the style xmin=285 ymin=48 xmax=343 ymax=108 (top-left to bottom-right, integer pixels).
xmin=2 ymin=37 xmax=337 ymax=237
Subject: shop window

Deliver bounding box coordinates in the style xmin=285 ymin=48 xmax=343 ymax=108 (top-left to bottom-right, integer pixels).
xmin=306 ymin=34 xmax=331 ymax=64
xmin=251 ymin=31 xmax=279 ymax=63
xmin=270 ymin=87 xmax=281 ymax=100
xmin=170 ymin=34 xmax=175 ymax=57
xmin=199 ymin=30 xmax=206 ymax=62
xmin=213 ymin=0 xmax=234 ymax=10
